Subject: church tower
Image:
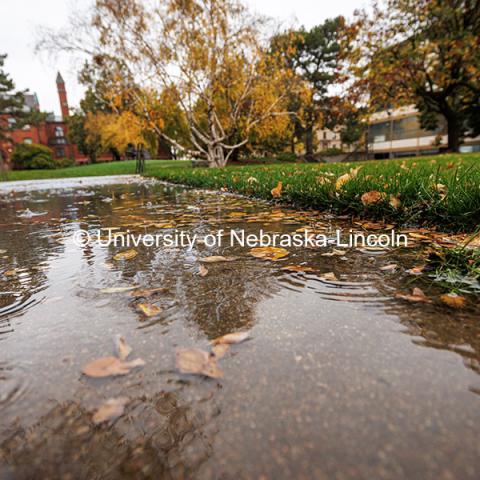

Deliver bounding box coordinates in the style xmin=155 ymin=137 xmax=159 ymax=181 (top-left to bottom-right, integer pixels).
xmin=56 ymin=72 xmax=69 ymax=120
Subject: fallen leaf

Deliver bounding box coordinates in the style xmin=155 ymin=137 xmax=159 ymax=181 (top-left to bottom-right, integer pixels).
xmin=199 ymin=265 xmax=209 ymax=277
xmin=211 ymin=344 xmax=230 ymax=359
xmin=361 ymin=190 xmax=385 ymax=206
xmin=407 ymin=265 xmax=425 ymax=275
xmin=137 ymin=303 xmax=162 ymax=317
xmin=100 ymin=286 xmax=137 ymax=294
xmin=82 ymin=356 xmax=145 ymax=378
xmin=336 ymin=166 xmax=362 ymax=190
xmin=271 ymin=181 xmax=283 ymax=198
xmin=247 ymin=176 xmax=259 ymax=185
xmin=249 ymin=246 xmax=289 ymax=261
xmin=92 ymin=397 xmax=129 ymax=425
xmin=114 ymin=335 xmax=132 ymax=361
xmin=395 ymin=287 xmax=432 ymax=304
xmin=380 ymin=264 xmax=398 ymax=271
xmin=321 ymin=249 xmax=346 ymax=257
xmin=212 ymin=331 xmax=249 ymax=345
xmin=320 ymin=272 xmax=338 ymax=281
xmin=200 ymin=256 xmax=237 ymax=263
xmin=389 ymin=195 xmax=401 ymax=209
xmin=440 ymin=293 xmax=466 ymax=309
xmin=175 ymin=348 xmax=224 ymax=378
xmin=281 ymin=265 xmax=314 ymax=273
xmin=0 ymin=249 xmax=6 ymax=254
xmin=129 ymin=287 xmax=165 ymax=298
xmin=113 ymin=249 xmax=138 ymax=261
xmin=4 ymin=270 xmax=17 ymax=276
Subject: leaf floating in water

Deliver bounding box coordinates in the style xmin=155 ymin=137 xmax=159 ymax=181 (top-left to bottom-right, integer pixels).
xmin=114 ymin=335 xmax=132 ymax=361
xmin=199 ymin=265 xmax=209 ymax=277
xmin=380 ymin=264 xmax=398 ymax=272
xmin=211 ymin=344 xmax=230 ymax=359
xmin=175 ymin=348 xmax=224 ymax=378
xmin=130 ymin=287 xmax=165 ymax=298
xmin=113 ymin=249 xmax=138 ymax=261
xmin=200 ymin=256 xmax=237 ymax=263
xmin=395 ymin=287 xmax=433 ymax=304
xmin=82 ymin=356 xmax=145 ymax=378
xmin=100 ymin=286 xmax=137 ymax=294
xmin=212 ymin=331 xmax=249 ymax=345
xmin=281 ymin=265 xmax=314 ymax=273
xmin=92 ymin=397 xmax=129 ymax=425
xmin=249 ymin=247 xmax=289 ymax=261
xmin=271 ymin=181 xmax=283 ymax=198
xmin=440 ymin=293 xmax=466 ymax=309
xmin=137 ymin=302 xmax=162 ymax=317
xmin=319 ymin=272 xmax=338 ymax=281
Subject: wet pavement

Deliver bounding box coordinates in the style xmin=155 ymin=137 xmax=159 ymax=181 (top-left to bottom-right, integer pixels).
xmin=0 ymin=178 xmax=479 ymax=479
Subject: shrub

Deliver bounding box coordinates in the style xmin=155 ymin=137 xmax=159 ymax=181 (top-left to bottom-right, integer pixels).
xmin=276 ymin=152 xmax=297 ymax=162
xmin=54 ymin=157 xmax=75 ymax=168
xmin=11 ymin=143 xmax=55 ymax=170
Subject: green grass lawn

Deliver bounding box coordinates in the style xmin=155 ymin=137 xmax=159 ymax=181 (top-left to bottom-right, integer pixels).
xmin=0 ymin=159 xmax=190 ymax=182
xmin=145 ymin=153 xmax=480 ymax=232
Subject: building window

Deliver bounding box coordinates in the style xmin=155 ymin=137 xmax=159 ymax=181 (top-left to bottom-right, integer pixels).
xmin=23 ymin=124 xmax=31 ymax=131
xmin=56 ymin=147 xmax=65 ymax=157
xmin=23 ymin=138 xmax=33 ymax=144
xmin=8 ymin=117 xmax=16 ymax=127
xmin=55 ymin=126 xmax=64 ymax=138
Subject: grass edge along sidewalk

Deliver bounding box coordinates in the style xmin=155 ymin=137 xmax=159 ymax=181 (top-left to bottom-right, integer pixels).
xmin=146 ymin=153 xmax=480 ymax=233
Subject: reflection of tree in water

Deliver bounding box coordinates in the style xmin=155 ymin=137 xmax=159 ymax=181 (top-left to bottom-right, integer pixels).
xmin=0 ymin=388 xmax=219 ymax=479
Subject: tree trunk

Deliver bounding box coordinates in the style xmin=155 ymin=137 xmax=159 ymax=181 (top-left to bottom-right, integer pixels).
xmin=305 ymin=126 xmax=315 ymax=162
xmin=207 ymin=145 xmax=226 ymax=168
xmin=446 ymin=115 xmax=461 ymax=152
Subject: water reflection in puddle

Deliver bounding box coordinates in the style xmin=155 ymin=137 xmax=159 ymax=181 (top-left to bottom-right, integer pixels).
xmin=0 ymin=179 xmax=479 ymax=479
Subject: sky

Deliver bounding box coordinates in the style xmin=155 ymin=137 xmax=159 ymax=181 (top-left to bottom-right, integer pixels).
xmin=0 ymin=0 xmax=363 ymax=116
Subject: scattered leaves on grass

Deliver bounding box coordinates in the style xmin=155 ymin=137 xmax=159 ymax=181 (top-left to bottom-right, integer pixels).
xmin=114 ymin=335 xmax=132 ymax=361
xmin=212 ymin=331 xmax=249 ymax=345
xmin=200 ymin=256 xmax=237 ymax=263
xmin=199 ymin=265 xmax=209 ymax=277
xmin=113 ymin=249 xmax=138 ymax=261
xmin=137 ymin=302 xmax=162 ymax=317
xmin=395 ymin=287 xmax=433 ymax=304
xmin=175 ymin=348 xmax=224 ymax=378
xmin=249 ymin=246 xmax=289 ymax=261
xmin=440 ymin=293 xmax=466 ymax=309
xmin=82 ymin=356 xmax=145 ymax=378
xmin=361 ymin=190 xmax=385 ymax=206
xmin=211 ymin=344 xmax=230 ymax=359
xmin=380 ymin=264 xmax=398 ymax=272
xmin=281 ymin=265 xmax=314 ymax=273
xmin=271 ymin=181 xmax=283 ymax=198
xmin=92 ymin=397 xmax=129 ymax=425
xmin=335 ymin=167 xmax=362 ymax=190
xmin=100 ymin=286 xmax=137 ymax=294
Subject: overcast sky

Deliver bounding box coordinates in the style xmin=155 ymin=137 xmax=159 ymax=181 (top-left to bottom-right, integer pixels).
xmin=0 ymin=0 xmax=363 ymax=115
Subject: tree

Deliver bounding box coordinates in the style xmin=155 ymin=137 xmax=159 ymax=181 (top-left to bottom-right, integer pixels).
xmin=347 ymin=0 xmax=480 ymax=152
xmin=272 ymin=19 xmax=344 ymax=161
xmin=38 ymin=0 xmax=291 ymax=167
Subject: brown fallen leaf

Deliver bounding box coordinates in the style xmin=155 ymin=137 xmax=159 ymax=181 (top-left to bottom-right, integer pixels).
xmin=129 ymin=287 xmax=165 ymax=298
xmin=199 ymin=265 xmax=209 ymax=277
xmin=211 ymin=344 xmax=230 ymax=359
xmin=175 ymin=348 xmax=224 ymax=378
xmin=361 ymin=190 xmax=385 ymax=206
xmin=100 ymin=286 xmax=137 ymax=294
xmin=271 ymin=181 xmax=283 ymax=198
xmin=212 ymin=331 xmax=250 ymax=345
xmin=319 ymin=272 xmax=338 ymax=281
xmin=114 ymin=335 xmax=132 ymax=361
xmin=321 ymin=249 xmax=346 ymax=257
xmin=389 ymin=195 xmax=401 ymax=209
xmin=137 ymin=303 xmax=162 ymax=317
xmin=380 ymin=264 xmax=398 ymax=272
xmin=281 ymin=265 xmax=314 ymax=273
xmin=200 ymin=256 xmax=237 ymax=263
xmin=395 ymin=287 xmax=433 ymax=304
xmin=82 ymin=356 xmax=145 ymax=378
xmin=440 ymin=293 xmax=466 ymax=309
xmin=407 ymin=265 xmax=425 ymax=275
xmin=92 ymin=397 xmax=129 ymax=425
xmin=113 ymin=249 xmax=138 ymax=261
xmin=335 ymin=166 xmax=362 ymax=190
xmin=249 ymin=246 xmax=289 ymax=261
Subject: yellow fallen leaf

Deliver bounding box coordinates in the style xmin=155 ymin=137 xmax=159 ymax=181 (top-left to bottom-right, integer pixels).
xmin=92 ymin=397 xmax=129 ymax=425
xmin=336 ymin=166 xmax=362 ymax=190
xmin=271 ymin=181 xmax=283 ymax=198
xmin=247 ymin=176 xmax=259 ymax=185
xmin=361 ymin=190 xmax=385 ymax=206
xmin=212 ymin=331 xmax=249 ymax=345
xmin=113 ymin=249 xmax=138 ymax=261
xmin=440 ymin=293 xmax=466 ymax=309
xmin=380 ymin=264 xmax=398 ymax=272
xmin=137 ymin=303 xmax=162 ymax=317
xmin=281 ymin=265 xmax=315 ymax=273
xmin=249 ymin=246 xmax=289 ymax=261
xmin=199 ymin=265 xmax=209 ymax=277
xmin=100 ymin=286 xmax=137 ymax=294
xmin=175 ymin=348 xmax=224 ymax=378
xmin=320 ymin=272 xmax=338 ymax=281
xmin=407 ymin=265 xmax=425 ymax=275
xmin=211 ymin=344 xmax=230 ymax=359
xmin=82 ymin=356 xmax=145 ymax=378
xmin=200 ymin=256 xmax=237 ymax=263
xmin=321 ymin=249 xmax=346 ymax=257
xmin=389 ymin=195 xmax=401 ymax=209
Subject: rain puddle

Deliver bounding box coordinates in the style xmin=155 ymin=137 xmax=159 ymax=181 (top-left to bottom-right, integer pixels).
xmin=0 ymin=178 xmax=479 ymax=479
